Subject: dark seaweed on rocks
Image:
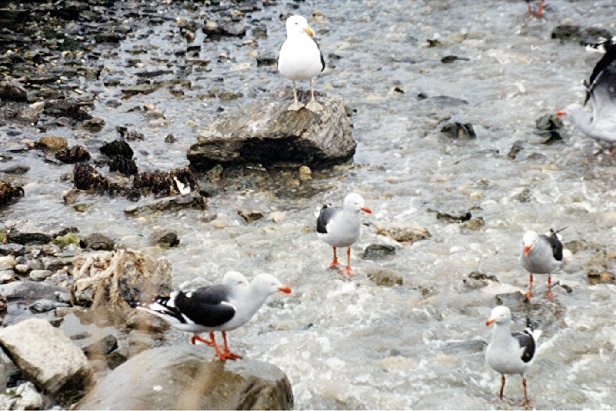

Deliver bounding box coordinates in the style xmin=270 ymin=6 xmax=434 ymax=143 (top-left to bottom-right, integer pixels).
xmin=100 ymin=140 xmax=134 ymax=159
xmin=0 ymin=181 xmax=24 ymax=206
xmin=133 ymin=167 xmax=198 ymax=197
xmin=55 ymin=145 xmax=91 ymax=164
xmin=108 ymin=156 xmax=138 ymax=176
xmin=73 ymin=163 xmax=122 ymax=194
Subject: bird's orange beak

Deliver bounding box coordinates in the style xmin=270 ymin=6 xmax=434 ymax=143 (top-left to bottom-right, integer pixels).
xmin=524 ymin=245 xmax=531 ymax=256
xmin=486 ymin=317 xmax=495 ymax=326
xmin=556 ymin=110 xmax=566 ymax=117
xmin=303 ymin=26 xmax=315 ymax=36
xmin=361 ymin=206 xmax=372 ymax=214
xmin=278 ymin=285 xmax=292 ymax=294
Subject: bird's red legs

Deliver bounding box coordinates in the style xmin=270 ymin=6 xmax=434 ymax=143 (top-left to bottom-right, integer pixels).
xmin=328 ymin=247 xmax=340 ymax=268
xmin=537 ymin=0 xmax=545 ymax=17
xmin=520 ymin=377 xmax=531 ymax=406
xmin=221 ymin=331 xmax=242 ymax=360
xmin=527 ymin=3 xmax=532 ymax=15
xmin=339 ymin=248 xmax=357 ymax=276
xmin=191 ymin=334 xmax=214 ymax=346
xmin=543 ymin=274 xmax=555 ymax=301
xmin=524 ymin=273 xmax=534 ymax=299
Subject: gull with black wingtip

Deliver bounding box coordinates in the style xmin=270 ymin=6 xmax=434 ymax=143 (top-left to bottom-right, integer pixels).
xmin=137 ymin=271 xmax=291 ymax=361
xmin=521 ymin=229 xmax=564 ymax=300
xmin=486 ymin=305 xmax=541 ymax=406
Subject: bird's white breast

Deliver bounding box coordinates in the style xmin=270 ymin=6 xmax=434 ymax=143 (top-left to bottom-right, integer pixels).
xmin=278 ymin=36 xmax=323 ymax=81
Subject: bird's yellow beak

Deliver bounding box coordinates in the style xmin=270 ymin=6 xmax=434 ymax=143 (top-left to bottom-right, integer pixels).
xmin=303 ymin=26 xmax=315 ymax=36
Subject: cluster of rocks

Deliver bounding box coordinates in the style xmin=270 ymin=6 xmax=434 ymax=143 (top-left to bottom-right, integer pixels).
xmin=0 ymin=220 xmax=292 ymax=409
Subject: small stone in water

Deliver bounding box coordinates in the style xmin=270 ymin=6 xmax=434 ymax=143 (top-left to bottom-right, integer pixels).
xmin=29 ymin=270 xmax=53 ymax=281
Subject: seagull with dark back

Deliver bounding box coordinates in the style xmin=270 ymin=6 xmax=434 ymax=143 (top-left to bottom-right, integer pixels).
xmin=521 ymin=229 xmax=564 ymax=300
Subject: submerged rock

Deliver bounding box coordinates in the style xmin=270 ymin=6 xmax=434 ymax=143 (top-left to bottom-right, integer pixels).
xmin=5 ymin=221 xmax=75 ymax=245
xmin=187 ymin=88 xmax=356 ymax=170
xmin=362 ymin=244 xmax=396 ymax=260
xmin=99 ymin=140 xmax=134 ymax=159
xmin=375 ymin=222 xmax=431 ymax=244
xmin=75 ymin=345 xmax=293 ymax=410
xmin=124 ymin=191 xmax=207 ymax=216
xmin=440 ymin=122 xmax=476 ymax=139
xmin=81 ymin=233 xmax=114 ymax=251
xmin=366 ymin=267 xmax=403 ymax=286
xmin=73 ymin=163 xmax=123 ymax=194
xmin=0 ymin=318 xmax=92 ymax=405
xmin=55 ymin=144 xmax=91 ymax=164
xmin=0 ymin=81 xmax=27 ymax=102
xmin=71 ymin=249 xmax=172 ymax=311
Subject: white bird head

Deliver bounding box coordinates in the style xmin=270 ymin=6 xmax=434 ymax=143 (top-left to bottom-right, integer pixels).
xmin=343 ymin=193 xmax=372 ymax=214
xmin=486 ymin=305 xmax=512 ymax=326
xmin=286 ymin=15 xmax=315 ymax=37
xmin=522 ymin=230 xmax=539 ymax=256
xmin=251 ymin=273 xmax=292 ymax=295
xmin=222 ymin=271 xmax=249 ymax=287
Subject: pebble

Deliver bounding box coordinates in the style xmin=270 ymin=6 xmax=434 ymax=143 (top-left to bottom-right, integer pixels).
xmin=29 ymin=270 xmax=53 ymax=281
xmin=0 ymin=271 xmax=16 ymax=284
xmin=210 ymin=220 xmax=225 ymax=229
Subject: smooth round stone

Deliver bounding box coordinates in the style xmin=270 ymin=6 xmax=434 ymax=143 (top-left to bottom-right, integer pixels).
xmin=14 ymin=264 xmax=30 ymax=275
xmin=29 ymin=270 xmax=53 ymax=281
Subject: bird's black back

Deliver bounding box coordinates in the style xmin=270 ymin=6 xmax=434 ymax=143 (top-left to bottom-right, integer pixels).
xmin=317 ymin=205 xmax=340 ymax=234
xmin=544 ymin=229 xmax=564 ymax=261
xmin=513 ymin=318 xmax=536 ymax=363
xmin=585 ymin=40 xmax=616 ymax=104
xmin=173 ymin=284 xmax=236 ymax=328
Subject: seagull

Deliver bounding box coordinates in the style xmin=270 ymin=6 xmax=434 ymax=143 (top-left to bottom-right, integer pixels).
xmin=317 ymin=193 xmax=372 ymax=276
xmin=557 ymin=39 xmax=616 ymax=152
xmin=524 ymin=0 xmax=545 ymax=17
xmin=277 ymin=15 xmax=326 ymax=112
xmin=137 ymin=271 xmax=291 ymax=361
xmin=486 ymin=305 xmax=541 ymax=406
xmin=520 ymin=229 xmax=564 ymax=300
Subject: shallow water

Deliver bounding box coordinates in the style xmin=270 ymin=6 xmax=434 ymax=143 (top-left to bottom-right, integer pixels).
xmin=2 ymin=0 xmax=616 ymax=408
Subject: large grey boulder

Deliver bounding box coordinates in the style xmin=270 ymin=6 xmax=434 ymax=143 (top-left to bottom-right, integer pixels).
xmin=187 ymin=88 xmax=356 ymax=170
xmin=0 ymin=318 xmax=92 ymax=405
xmin=76 ymin=345 xmax=293 ymax=410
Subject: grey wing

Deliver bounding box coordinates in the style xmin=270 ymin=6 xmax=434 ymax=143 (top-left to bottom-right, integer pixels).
xmin=317 ymin=205 xmax=340 ymax=234
xmin=512 ymin=330 xmax=536 ymax=363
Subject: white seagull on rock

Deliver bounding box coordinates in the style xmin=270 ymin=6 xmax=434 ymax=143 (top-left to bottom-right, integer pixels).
xmin=137 ymin=271 xmax=291 ymax=361
xmin=557 ymin=38 xmax=616 ymax=152
xmin=278 ymin=15 xmax=325 ymax=112
xmin=486 ymin=305 xmax=541 ymax=406
xmin=521 ymin=229 xmax=563 ymax=300
xmin=317 ymin=193 xmax=372 ymax=276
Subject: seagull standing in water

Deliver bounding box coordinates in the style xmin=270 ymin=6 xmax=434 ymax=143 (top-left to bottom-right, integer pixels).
xmin=525 ymin=0 xmax=545 ymax=17
xmin=557 ymin=39 xmax=616 ymax=152
xmin=317 ymin=193 xmax=372 ymax=276
xmin=520 ymin=229 xmax=564 ymax=300
xmin=138 ymin=272 xmax=291 ymax=361
xmin=278 ymin=15 xmax=326 ymax=112
xmin=486 ymin=305 xmax=541 ymax=406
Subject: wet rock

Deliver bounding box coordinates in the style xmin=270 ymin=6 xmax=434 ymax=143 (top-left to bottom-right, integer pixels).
xmin=44 ymin=99 xmax=93 ymax=121
xmin=440 ymin=122 xmax=476 ymax=139
xmin=116 ymin=126 xmax=144 ymax=141
xmin=5 ymin=221 xmax=75 ymax=245
xmin=38 ymin=136 xmax=68 ymax=150
xmin=81 ymin=233 xmax=114 ymax=251
xmin=374 ymin=222 xmax=431 ymax=244
xmin=53 ymin=232 xmax=81 ymax=249
xmin=152 ymin=230 xmax=180 ymax=248
xmin=0 ymin=294 xmax=6 ymax=312
xmin=81 ymin=117 xmax=105 ymax=132
xmin=75 ymin=345 xmax=293 ymax=410
xmin=169 ymin=167 xmax=199 ymax=194
xmin=29 ymin=269 xmax=53 ymax=281
xmin=0 ymin=164 xmax=30 ymax=174
xmin=100 ymin=140 xmax=134 ymax=159
xmin=0 ymin=81 xmax=27 ymax=102
xmin=133 ymin=170 xmax=171 ymax=196
xmin=0 ymin=381 xmax=44 ymax=410
xmin=0 ymin=181 xmax=24 ymax=206
xmin=507 ymin=140 xmax=524 ymax=159
xmin=238 ymin=208 xmax=264 ymax=223
xmin=366 ymin=267 xmax=403 ymax=286
xmin=463 ymin=271 xmax=499 ymax=289
xmin=551 ymin=25 xmax=612 ymax=44
xmin=188 ymin=88 xmax=356 ymax=170
xmin=441 ymin=55 xmax=469 ymax=63
xmin=0 ymin=243 xmax=26 ymax=256
xmin=0 ymin=318 xmax=92 ymax=405
xmin=16 ymin=104 xmax=43 ymax=123
xmin=0 ymin=281 xmax=68 ymax=302
xmin=587 ymin=269 xmax=615 ymax=285
xmin=536 ymin=114 xmax=563 ymax=131
xmin=108 ymin=155 xmax=138 ymax=176
xmin=461 ymin=217 xmax=485 ymax=230
xmin=121 ymin=83 xmax=161 ymax=96
xmin=29 ymin=298 xmax=69 ymax=313
xmin=125 ymin=310 xmax=169 ymax=334
xmin=82 ymin=334 xmax=118 ymax=359
xmin=73 ymin=163 xmax=123 ymax=193
xmin=434 ymin=210 xmax=472 ymax=223
xmin=71 ymin=249 xmax=172 ymax=311
xmin=55 ymin=144 xmax=91 ymax=164
xmin=203 ymin=19 xmax=248 ymax=40
xmin=495 ymin=291 xmax=529 ymax=311
xmin=362 ymin=244 xmax=396 ymax=260
xmin=124 ymin=191 xmax=207 ymax=216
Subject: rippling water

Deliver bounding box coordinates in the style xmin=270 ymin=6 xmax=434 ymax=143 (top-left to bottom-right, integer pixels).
xmin=2 ymin=0 xmax=616 ymax=408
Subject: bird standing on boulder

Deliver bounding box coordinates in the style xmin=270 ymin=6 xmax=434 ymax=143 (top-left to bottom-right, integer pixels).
xmin=278 ymin=15 xmax=326 ymax=112
xmin=137 ymin=271 xmax=291 ymax=361
xmin=557 ymin=39 xmax=616 ymax=152
xmin=317 ymin=193 xmax=372 ymax=276
xmin=520 ymin=229 xmax=563 ymax=300
xmin=486 ymin=305 xmax=541 ymax=406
